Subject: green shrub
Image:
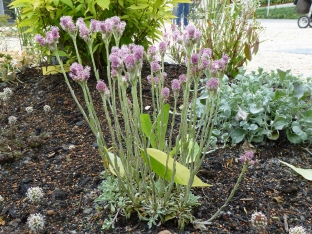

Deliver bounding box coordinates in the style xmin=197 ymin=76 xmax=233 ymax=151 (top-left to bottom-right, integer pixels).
xmin=196 ymin=68 xmax=312 ymax=145
xmin=193 ymin=0 xmax=263 ymax=78
xmin=9 ymin=0 xmax=181 ymax=69
xmin=256 ymin=6 xmax=299 ymax=19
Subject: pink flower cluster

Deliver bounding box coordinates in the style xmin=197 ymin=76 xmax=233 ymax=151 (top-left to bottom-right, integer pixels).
xmin=60 ymin=16 xmax=76 ymax=34
xmin=206 ymin=78 xmax=219 ymax=90
xmin=69 ymin=62 xmax=91 ymax=82
xmin=239 ymin=151 xmax=255 ymax=165
xmin=109 ymin=44 xmax=144 ymax=77
xmin=172 ymin=24 xmax=202 ymax=49
xmin=96 ymin=80 xmax=110 ymax=97
xmin=34 ymin=26 xmax=60 ymax=50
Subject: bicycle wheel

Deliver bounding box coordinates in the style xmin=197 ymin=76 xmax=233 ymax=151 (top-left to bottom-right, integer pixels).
xmin=309 ymin=17 xmax=312 ymax=27
xmin=298 ymin=16 xmax=309 ymax=28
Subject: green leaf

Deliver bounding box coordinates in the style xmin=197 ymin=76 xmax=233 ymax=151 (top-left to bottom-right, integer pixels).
xmin=244 ymin=42 xmax=252 ymax=61
xmin=107 ymin=152 xmax=125 ymax=177
xmin=279 ymin=160 xmax=312 ymax=181
xmin=273 ymin=118 xmax=288 ymax=130
xmin=96 ymin=0 xmax=110 ymax=10
xmin=59 ymin=0 xmax=73 ymax=8
xmin=249 ymin=105 xmax=264 ymax=114
xmin=292 ymin=124 xmax=307 ymax=141
xmin=286 ymin=129 xmax=302 ymax=144
xmin=128 ymin=3 xmax=150 ymax=10
xmin=230 ymin=128 xmax=245 ymax=144
xmin=144 ymin=148 xmax=212 ymax=187
xmin=155 ymin=104 xmax=170 ymax=150
xmin=277 ymin=69 xmax=287 ymax=80
xmin=52 ymin=0 xmax=59 ymax=6
xmin=267 ymin=130 xmax=279 ymax=140
xmin=291 ymin=82 xmax=305 ymax=99
xmin=140 ymin=114 xmax=156 ymax=148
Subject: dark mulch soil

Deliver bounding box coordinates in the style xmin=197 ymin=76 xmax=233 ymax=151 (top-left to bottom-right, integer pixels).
xmin=0 ymin=64 xmax=312 ymax=234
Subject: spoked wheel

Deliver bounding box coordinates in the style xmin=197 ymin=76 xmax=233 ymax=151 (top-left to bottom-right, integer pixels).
xmin=309 ymin=18 xmax=312 ymax=27
xmin=298 ymin=16 xmax=309 ymax=28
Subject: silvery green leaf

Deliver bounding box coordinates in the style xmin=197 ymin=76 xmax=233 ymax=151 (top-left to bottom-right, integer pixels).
xmin=249 ymin=104 xmax=264 ymax=114
xmin=248 ymin=124 xmax=258 ymax=131
xmin=230 ymin=128 xmax=245 ymax=144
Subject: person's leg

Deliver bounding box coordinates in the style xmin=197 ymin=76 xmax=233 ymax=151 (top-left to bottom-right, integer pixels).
xmin=183 ymin=3 xmax=190 ymax=26
xmin=176 ymin=3 xmax=183 ymax=26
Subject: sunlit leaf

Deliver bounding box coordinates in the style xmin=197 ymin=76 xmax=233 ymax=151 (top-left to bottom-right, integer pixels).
xmin=279 ymin=160 xmax=312 ymax=181
xmin=96 ymin=0 xmax=110 ymax=10
xmin=59 ymin=0 xmax=73 ymax=8
xmin=108 ymin=152 xmax=125 ymax=177
xmin=144 ymin=148 xmax=211 ymax=187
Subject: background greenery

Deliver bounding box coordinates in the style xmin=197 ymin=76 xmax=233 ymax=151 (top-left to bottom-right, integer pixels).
xmin=256 ymin=6 xmax=300 ymax=19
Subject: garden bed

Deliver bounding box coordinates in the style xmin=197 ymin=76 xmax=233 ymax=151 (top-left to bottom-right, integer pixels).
xmin=0 ymin=65 xmax=311 ymax=233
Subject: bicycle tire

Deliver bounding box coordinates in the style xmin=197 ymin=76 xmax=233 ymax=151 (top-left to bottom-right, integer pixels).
xmin=298 ymin=16 xmax=309 ymax=28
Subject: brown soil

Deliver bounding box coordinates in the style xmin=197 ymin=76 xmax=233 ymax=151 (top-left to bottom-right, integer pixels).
xmin=0 ymin=64 xmax=311 ymax=234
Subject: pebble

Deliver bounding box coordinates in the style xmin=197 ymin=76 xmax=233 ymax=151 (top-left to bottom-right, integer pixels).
xmin=82 ymin=208 xmax=93 ymax=215
xmin=47 ymin=209 xmax=57 ymax=216
xmin=76 ymin=120 xmax=84 ymax=126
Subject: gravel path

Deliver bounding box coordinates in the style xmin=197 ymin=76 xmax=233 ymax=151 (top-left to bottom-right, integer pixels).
xmin=245 ymin=19 xmax=312 ymax=78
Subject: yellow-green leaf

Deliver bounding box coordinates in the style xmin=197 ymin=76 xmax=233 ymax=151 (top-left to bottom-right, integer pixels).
xmin=96 ymin=0 xmax=110 ymax=10
xmin=128 ymin=3 xmax=150 ymax=10
xmin=108 ymin=152 xmax=125 ymax=177
xmin=244 ymin=42 xmax=252 ymax=61
xmin=279 ymin=160 xmax=312 ymax=181
xmin=59 ymin=0 xmax=73 ymax=8
xmin=145 ymin=148 xmax=212 ymax=187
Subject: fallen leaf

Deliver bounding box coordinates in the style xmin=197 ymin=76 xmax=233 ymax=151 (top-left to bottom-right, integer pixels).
xmin=0 ymin=218 xmax=5 ymax=226
xmin=279 ymin=160 xmax=312 ymax=181
xmin=273 ymin=196 xmax=283 ymax=203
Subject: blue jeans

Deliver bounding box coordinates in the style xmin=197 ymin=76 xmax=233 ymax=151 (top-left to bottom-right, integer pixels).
xmin=176 ymin=3 xmax=190 ymax=26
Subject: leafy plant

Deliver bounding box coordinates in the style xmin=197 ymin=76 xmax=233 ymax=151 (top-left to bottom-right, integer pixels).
xmin=196 ymin=68 xmax=312 ymax=145
xmin=193 ymin=0 xmax=263 ymax=78
xmin=9 ymin=0 xmax=184 ymax=69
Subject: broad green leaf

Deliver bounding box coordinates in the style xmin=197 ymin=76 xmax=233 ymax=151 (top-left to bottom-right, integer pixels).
xmin=277 ymin=69 xmax=287 ymax=80
xmin=279 ymin=160 xmax=312 ymax=181
xmin=52 ymin=0 xmax=59 ymax=6
xmin=108 ymin=152 xmax=125 ymax=177
xmin=303 ymin=110 xmax=312 ymax=118
xmin=140 ymin=114 xmax=156 ymax=148
xmin=230 ymin=128 xmax=245 ymax=144
xmin=155 ymin=104 xmax=170 ymax=150
xmin=291 ymin=82 xmax=305 ymax=99
xmin=60 ymin=0 xmax=73 ymax=8
xmin=128 ymin=3 xmax=150 ymax=10
xmin=286 ymin=129 xmax=302 ymax=144
xmin=249 ymin=105 xmax=264 ymax=114
xmin=96 ymin=0 xmax=110 ymax=10
xmin=145 ymin=148 xmax=211 ymax=187
xmin=267 ymin=130 xmax=279 ymax=140
xmin=273 ymin=118 xmax=288 ymax=130
xmin=292 ymin=125 xmax=307 ymax=141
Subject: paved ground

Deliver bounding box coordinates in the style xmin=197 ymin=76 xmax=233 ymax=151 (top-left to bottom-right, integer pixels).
xmin=245 ymin=19 xmax=312 ymax=78
xmin=1 ymin=18 xmax=311 ymax=79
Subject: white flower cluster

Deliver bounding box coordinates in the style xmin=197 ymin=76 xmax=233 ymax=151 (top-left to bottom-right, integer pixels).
xmin=27 ymin=213 xmax=45 ymax=232
xmin=250 ymin=211 xmax=267 ymax=229
xmin=25 ymin=106 xmax=34 ymax=114
xmin=0 ymin=87 xmax=13 ymax=101
xmin=8 ymin=116 xmax=17 ymax=125
xmin=43 ymin=105 xmax=51 ymax=113
xmin=26 ymin=187 xmax=44 ymax=203
xmin=0 ymin=195 xmax=4 ymax=202
xmin=289 ymin=226 xmax=307 ymax=234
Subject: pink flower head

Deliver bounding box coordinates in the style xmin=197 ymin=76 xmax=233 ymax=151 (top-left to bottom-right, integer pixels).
xmin=90 ymin=19 xmax=99 ymax=32
xmin=159 ymin=41 xmax=167 ymax=57
xmin=119 ymin=45 xmax=130 ymax=60
xmin=200 ymin=48 xmax=212 ymax=59
xmin=60 ymin=16 xmax=76 ymax=33
xmin=98 ymin=19 xmax=113 ymax=40
xmin=109 ymin=54 xmax=123 ymax=71
xmin=222 ymin=54 xmax=230 ymax=64
xmin=217 ymin=59 xmax=225 ymax=70
xmin=210 ymin=60 xmax=221 ymax=73
xmin=162 ymin=72 xmax=167 ymax=80
xmin=239 ymin=151 xmax=255 ymax=165
xmin=96 ymin=80 xmax=110 ymax=97
xmin=111 ymin=16 xmax=121 ymax=27
xmin=133 ymin=45 xmax=144 ymax=62
xmin=50 ymin=26 xmax=60 ymax=40
xmin=69 ymin=62 xmax=91 ymax=82
xmin=147 ymin=46 xmax=157 ymax=60
xmin=201 ymin=59 xmax=210 ymax=69
xmin=172 ymin=30 xmax=182 ymax=43
xmin=147 ymin=75 xmax=152 ymax=83
xmin=111 ymin=46 xmax=119 ymax=54
xmin=147 ymin=75 xmax=159 ymax=86
xmin=206 ymin=78 xmax=219 ymax=90
xmin=151 ymin=61 xmax=161 ymax=73
xmin=184 ymin=24 xmax=202 ymax=46
xmin=179 ymin=74 xmax=187 ymax=83
xmin=111 ymin=69 xmax=118 ymax=78
xmin=34 ymin=34 xmax=45 ymax=46
xmin=124 ymin=54 xmax=135 ymax=72
xmin=171 ymin=79 xmax=181 ymax=91
xmin=116 ymin=21 xmax=126 ymax=36
xmin=161 ymin=87 xmax=170 ymax=101
xmin=191 ymin=53 xmax=199 ymax=65
xmin=76 ymin=18 xmax=91 ymax=42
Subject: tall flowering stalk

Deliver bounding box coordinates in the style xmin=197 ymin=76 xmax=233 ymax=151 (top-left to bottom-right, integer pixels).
xmin=35 ymin=17 xmax=228 ymax=229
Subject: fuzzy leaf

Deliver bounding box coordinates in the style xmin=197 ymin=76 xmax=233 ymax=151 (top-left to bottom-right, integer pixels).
xmin=144 ymin=148 xmax=211 ymax=187
xmin=279 ymin=160 xmax=312 ymax=181
xmin=108 ymin=152 xmax=125 ymax=177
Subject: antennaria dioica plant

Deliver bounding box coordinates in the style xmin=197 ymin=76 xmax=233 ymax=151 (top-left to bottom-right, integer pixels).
xmin=34 ymin=16 xmax=246 ymax=230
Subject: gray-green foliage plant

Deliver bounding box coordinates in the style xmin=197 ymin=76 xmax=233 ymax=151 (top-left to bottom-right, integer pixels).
xmin=192 ymin=0 xmax=263 ymax=77
xmin=34 ymin=16 xmax=240 ymax=230
xmin=196 ymin=68 xmax=312 ymax=145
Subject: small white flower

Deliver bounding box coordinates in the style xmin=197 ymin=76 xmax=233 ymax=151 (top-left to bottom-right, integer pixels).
xmin=43 ymin=105 xmax=51 ymax=113
xmin=26 ymin=187 xmax=44 ymax=203
xmin=8 ymin=116 xmax=17 ymax=125
xmin=27 ymin=213 xmax=45 ymax=233
xmin=289 ymin=226 xmax=307 ymax=234
xmin=3 ymin=87 xmax=13 ymax=97
xmin=0 ymin=92 xmax=6 ymax=100
xmin=250 ymin=211 xmax=267 ymax=229
xmin=235 ymin=105 xmax=249 ymax=121
xmin=0 ymin=195 xmax=4 ymax=202
xmin=25 ymin=106 xmax=34 ymax=114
